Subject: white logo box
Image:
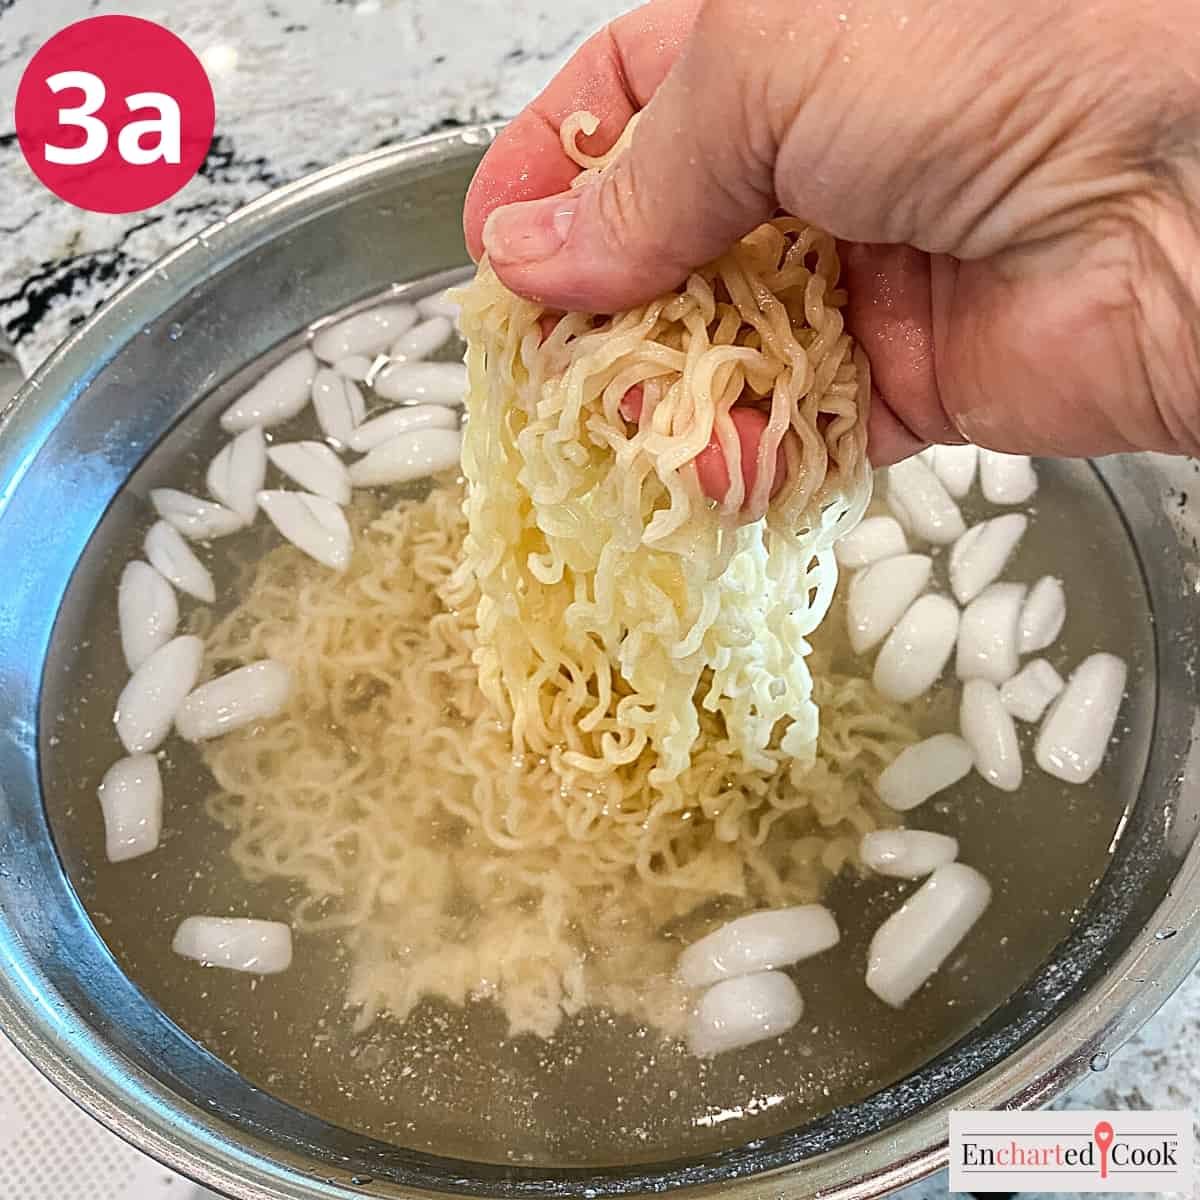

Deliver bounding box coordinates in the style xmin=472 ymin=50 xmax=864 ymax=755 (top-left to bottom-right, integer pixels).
xmin=950 ymin=1109 xmax=1194 ymax=1194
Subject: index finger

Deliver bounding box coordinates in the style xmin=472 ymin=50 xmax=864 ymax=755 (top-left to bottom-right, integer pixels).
xmin=463 ymin=0 xmax=703 ymax=260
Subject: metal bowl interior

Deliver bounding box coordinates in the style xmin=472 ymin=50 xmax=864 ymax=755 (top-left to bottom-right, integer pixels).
xmin=1 ymin=127 xmax=1199 ymax=1200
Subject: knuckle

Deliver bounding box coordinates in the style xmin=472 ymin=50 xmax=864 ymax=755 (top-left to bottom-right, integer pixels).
xmin=594 ymin=157 xmax=689 ymax=273
xmin=1128 ymin=200 xmax=1200 ymax=453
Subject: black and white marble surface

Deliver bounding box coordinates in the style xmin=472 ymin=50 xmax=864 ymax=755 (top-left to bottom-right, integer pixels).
xmin=0 ymin=0 xmax=620 ymax=367
xmin=0 ymin=3 xmax=1196 ymax=1197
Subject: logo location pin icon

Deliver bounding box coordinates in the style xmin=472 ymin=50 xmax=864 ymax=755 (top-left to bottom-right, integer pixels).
xmin=1093 ymin=1120 xmax=1115 ymax=1179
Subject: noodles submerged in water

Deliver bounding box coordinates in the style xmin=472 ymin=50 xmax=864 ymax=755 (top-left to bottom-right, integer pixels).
xmin=202 ymin=115 xmax=912 ymax=1040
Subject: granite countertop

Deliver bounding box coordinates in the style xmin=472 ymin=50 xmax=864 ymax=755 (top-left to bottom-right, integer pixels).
xmin=0 ymin=2 xmax=1196 ymax=1198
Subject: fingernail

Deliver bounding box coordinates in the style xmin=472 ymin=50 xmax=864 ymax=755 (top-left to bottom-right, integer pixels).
xmin=482 ymin=195 xmax=576 ymax=266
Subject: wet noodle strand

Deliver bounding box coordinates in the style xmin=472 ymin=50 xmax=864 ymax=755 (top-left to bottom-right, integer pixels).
xmin=201 ymin=113 xmax=901 ymax=1039
xmin=203 ymin=483 xmax=913 ymax=1038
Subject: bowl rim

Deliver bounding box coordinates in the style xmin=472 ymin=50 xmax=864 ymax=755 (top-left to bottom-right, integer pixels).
xmin=1 ymin=123 xmax=1199 ymax=1200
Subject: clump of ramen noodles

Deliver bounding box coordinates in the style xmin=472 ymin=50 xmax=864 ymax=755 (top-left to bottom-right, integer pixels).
xmin=203 ymin=114 xmax=914 ymax=1039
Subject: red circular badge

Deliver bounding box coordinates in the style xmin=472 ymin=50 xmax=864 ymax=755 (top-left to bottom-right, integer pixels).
xmin=15 ymin=16 xmax=215 ymax=215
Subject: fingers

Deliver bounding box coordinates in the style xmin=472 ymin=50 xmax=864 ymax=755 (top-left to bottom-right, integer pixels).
xmin=463 ymin=0 xmax=703 ymax=261
xmin=935 ymin=246 xmax=1186 ymax=457
xmin=865 ymin=388 xmax=930 ymax=467
xmin=693 ymin=406 xmax=787 ymax=505
xmin=840 ymin=243 xmax=965 ymax=465
xmin=619 ymin=385 xmax=785 ymax=507
xmin=478 ymin=0 xmax=780 ymax=311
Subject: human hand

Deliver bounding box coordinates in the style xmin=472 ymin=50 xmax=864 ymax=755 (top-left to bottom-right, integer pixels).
xmin=463 ymin=0 xmax=1200 ymax=474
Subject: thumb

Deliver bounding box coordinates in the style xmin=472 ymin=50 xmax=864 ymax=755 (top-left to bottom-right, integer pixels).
xmin=481 ymin=2 xmax=779 ymax=312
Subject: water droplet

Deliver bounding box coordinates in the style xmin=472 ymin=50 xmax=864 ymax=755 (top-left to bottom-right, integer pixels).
xmin=167 ymin=322 xmax=183 ymax=341
xmin=1090 ymin=1051 xmax=1110 ymax=1072
xmin=460 ymin=127 xmax=493 ymax=147
xmin=1155 ymin=928 xmax=1178 ymax=941
xmin=350 ymin=1177 xmax=373 ymax=1186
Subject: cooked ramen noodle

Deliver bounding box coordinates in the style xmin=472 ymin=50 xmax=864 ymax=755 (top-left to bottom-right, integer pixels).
xmin=203 ymin=486 xmax=913 ymax=1037
xmin=201 ymin=113 xmax=909 ymax=1039
xmin=457 ymin=112 xmax=871 ymax=790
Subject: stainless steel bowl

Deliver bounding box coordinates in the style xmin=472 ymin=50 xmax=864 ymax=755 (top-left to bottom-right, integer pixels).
xmin=1 ymin=125 xmax=1199 ymax=1200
